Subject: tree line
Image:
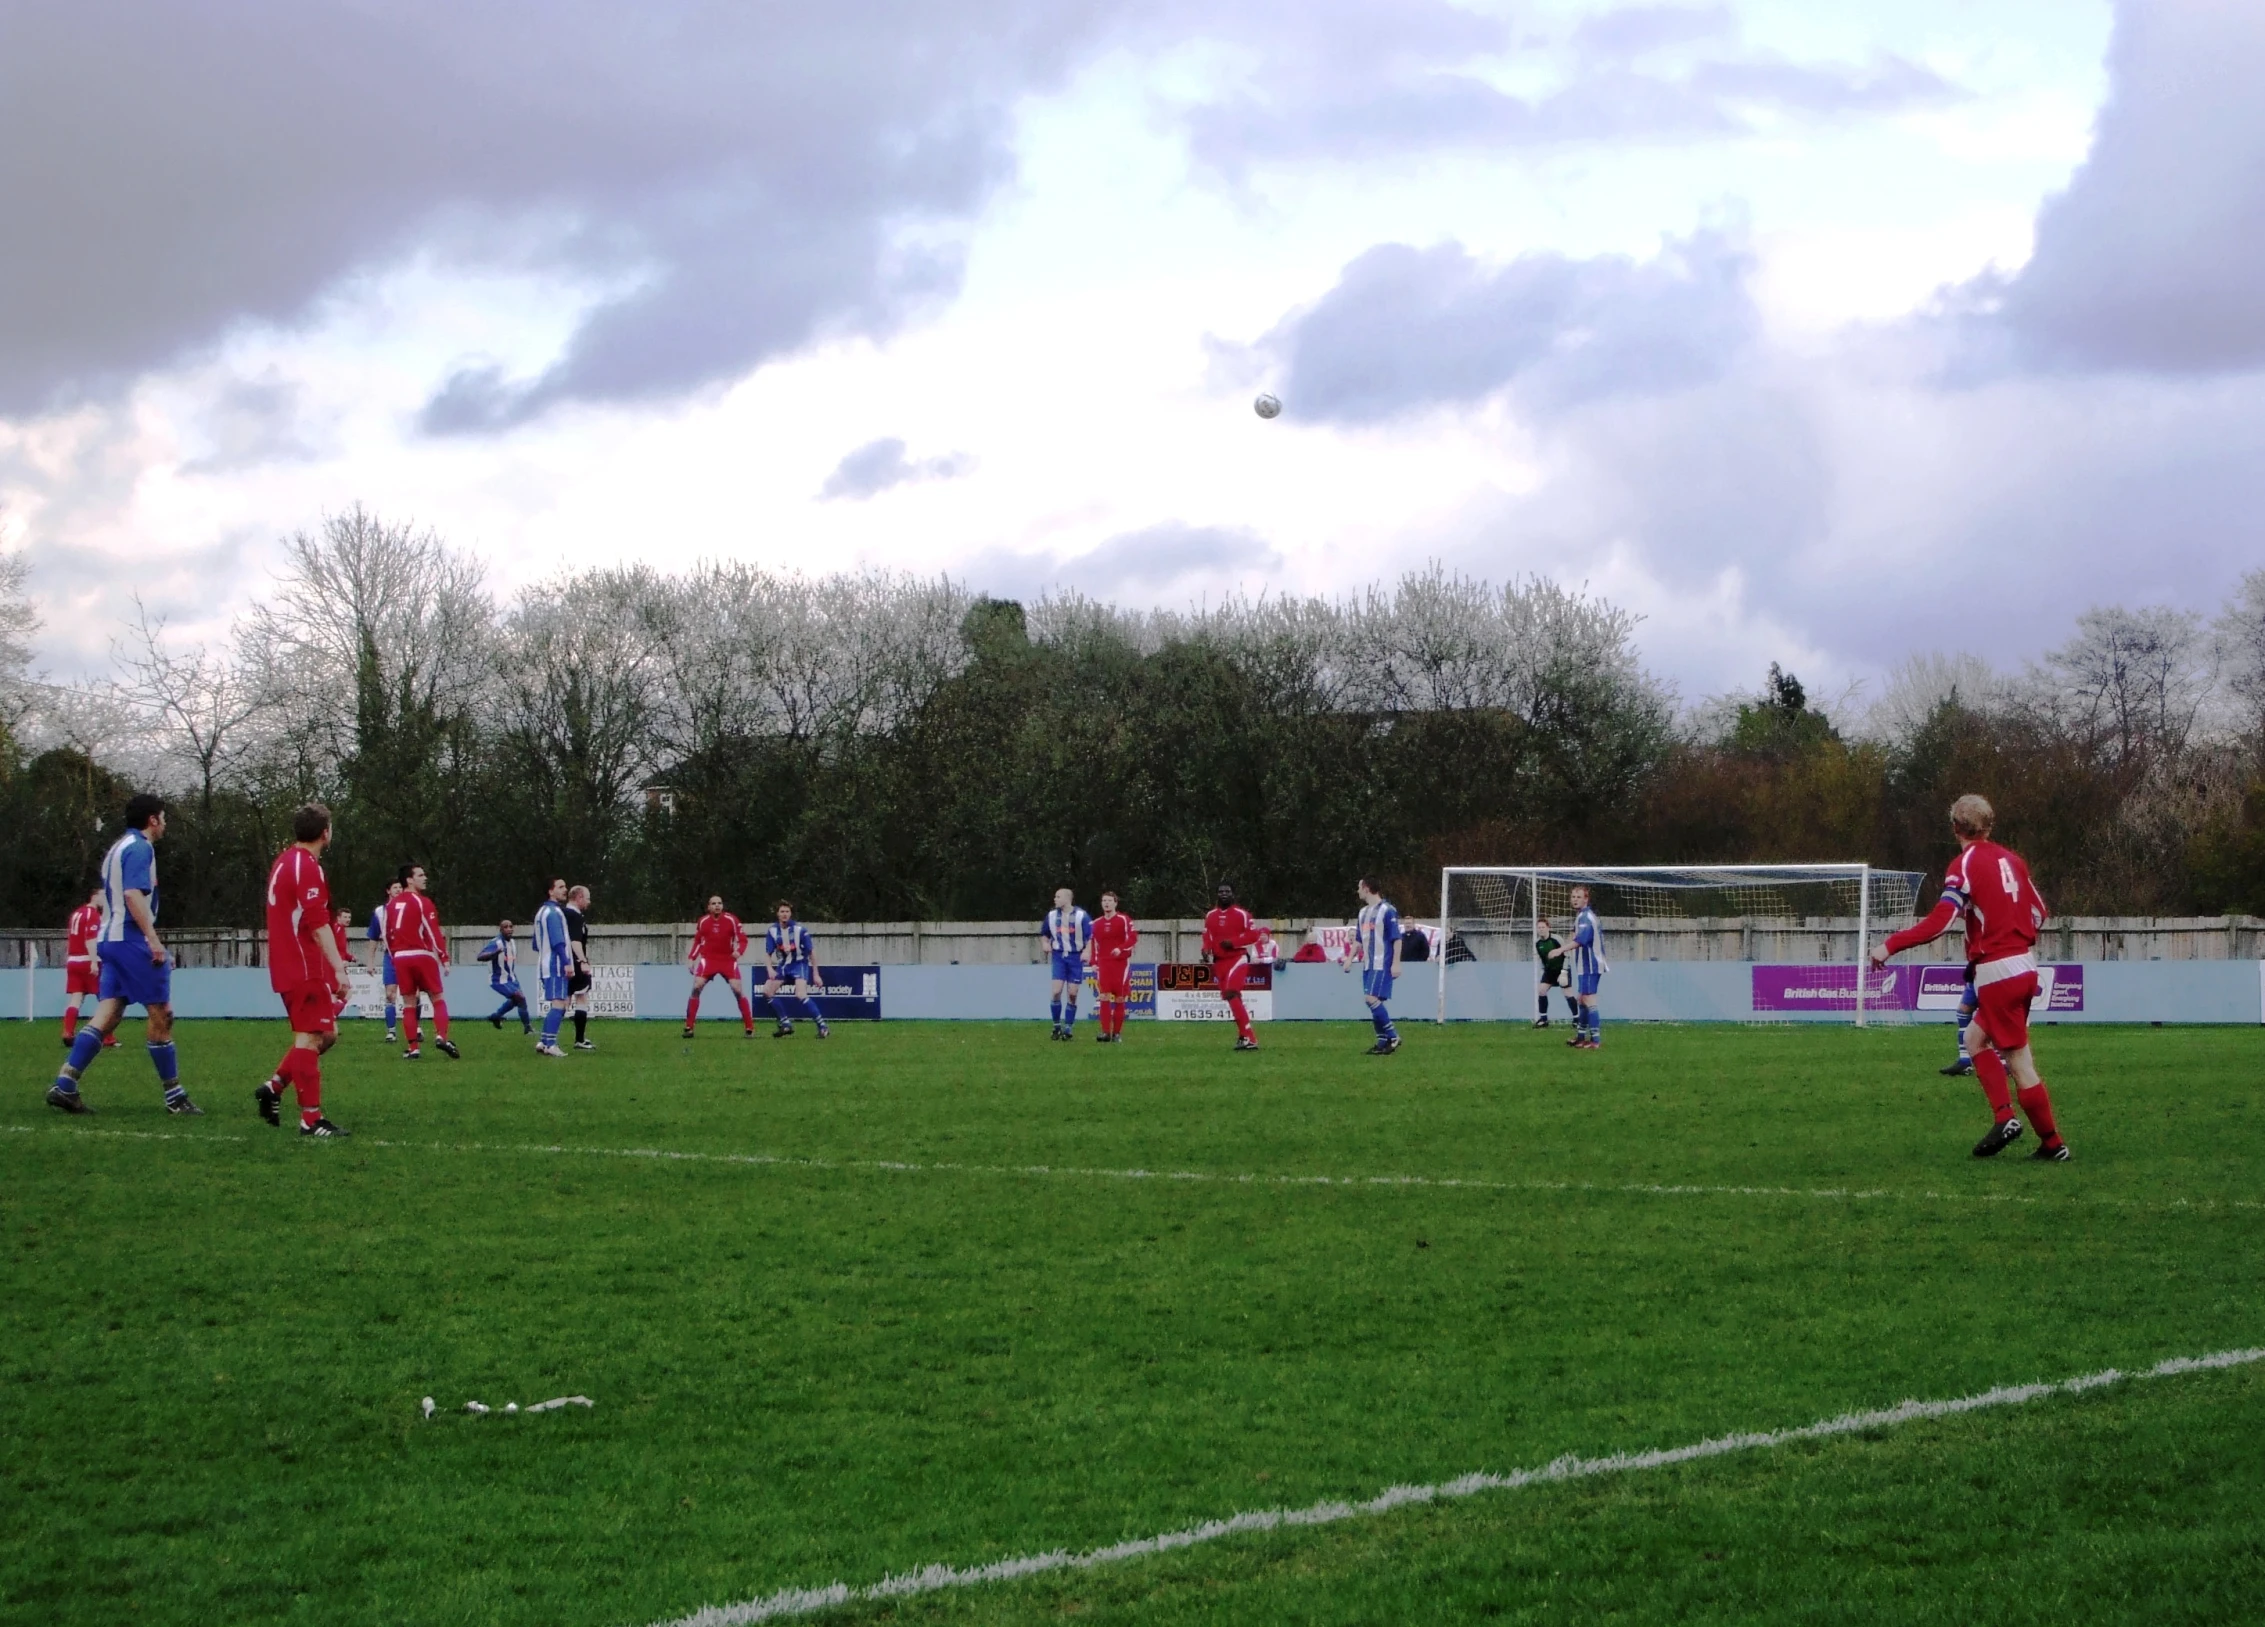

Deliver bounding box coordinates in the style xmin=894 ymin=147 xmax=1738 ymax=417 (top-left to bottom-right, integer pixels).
xmin=2 ymin=509 xmax=2262 ymax=929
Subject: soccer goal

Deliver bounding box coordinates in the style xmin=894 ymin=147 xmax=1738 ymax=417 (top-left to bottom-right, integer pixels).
xmin=1435 ymin=865 xmax=1925 ymax=1027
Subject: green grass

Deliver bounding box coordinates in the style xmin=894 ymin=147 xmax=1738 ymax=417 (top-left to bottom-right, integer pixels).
xmin=1 ymin=1017 xmax=2260 ymax=1626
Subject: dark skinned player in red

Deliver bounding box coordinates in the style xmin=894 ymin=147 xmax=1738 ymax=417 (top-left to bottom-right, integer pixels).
xmin=1203 ymin=882 xmax=1264 ymax=1051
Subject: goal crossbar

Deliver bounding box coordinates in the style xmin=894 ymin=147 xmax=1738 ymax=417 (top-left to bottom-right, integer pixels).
xmin=1435 ymin=863 xmax=1922 ymax=1027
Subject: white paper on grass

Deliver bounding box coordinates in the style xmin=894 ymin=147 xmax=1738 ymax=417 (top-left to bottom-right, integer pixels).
xmin=457 ymin=1396 xmax=592 ymax=1416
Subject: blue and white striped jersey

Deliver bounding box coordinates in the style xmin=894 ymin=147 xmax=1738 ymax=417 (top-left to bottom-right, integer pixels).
xmin=1042 ymin=906 xmax=1093 ymax=957
xmin=1572 ymin=907 xmax=1608 ymax=978
xmin=530 ymin=901 xmax=571 ymax=978
xmin=767 ymin=920 xmax=815 ymax=967
xmin=1357 ymin=900 xmax=1403 ymax=972
xmin=98 ymin=829 xmax=157 ymax=946
xmin=478 ymin=934 xmax=519 ymax=988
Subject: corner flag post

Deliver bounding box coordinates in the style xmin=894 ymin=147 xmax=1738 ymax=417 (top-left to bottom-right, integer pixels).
xmin=1436 ymin=867 xmax=1451 ymax=1024
xmin=1855 ymin=864 xmax=1872 ymax=1030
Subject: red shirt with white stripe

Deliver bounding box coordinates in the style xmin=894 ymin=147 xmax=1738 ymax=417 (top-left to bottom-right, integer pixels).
xmin=265 ymin=847 xmax=334 ymax=994
xmin=384 ymin=891 xmax=446 ymax=962
xmin=1885 ymin=839 xmax=2047 ymax=968
xmin=66 ymin=903 xmax=102 ymax=967
xmin=693 ymin=911 xmax=747 ymax=964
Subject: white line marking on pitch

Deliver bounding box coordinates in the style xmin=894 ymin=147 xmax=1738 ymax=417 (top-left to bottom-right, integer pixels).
xmin=648 ymin=1346 xmax=2265 ymax=1627
xmin=9 ymin=1121 xmax=2262 ymax=1215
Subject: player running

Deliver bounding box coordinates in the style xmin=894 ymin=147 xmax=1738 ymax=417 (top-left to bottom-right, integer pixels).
xmin=564 ymin=884 xmax=597 ymax=1051
xmin=61 ymin=886 xmax=116 ymax=1050
xmin=1874 ymin=794 xmax=2069 ymax=1161
xmin=1202 ymin=882 xmax=1263 ymax=1051
xmin=684 ymin=896 xmax=756 ymax=1038
xmin=367 ymin=880 xmax=403 ymax=1041
xmin=1348 ymin=877 xmax=1403 ymax=1054
xmin=1041 ymin=887 xmax=1093 ymax=1039
xmin=762 ymin=902 xmax=828 ymax=1038
xmin=48 ymin=795 xmax=198 ymax=1116
xmin=477 ymin=919 xmax=533 ymax=1033
xmin=254 ymin=803 xmax=356 ymax=1138
xmin=383 ymin=864 xmax=460 ymax=1060
xmin=1568 ymin=886 xmax=1607 ymax=1049
xmin=531 ymin=879 xmax=573 ymax=1057
xmin=1089 ymin=889 xmax=1138 ymax=1042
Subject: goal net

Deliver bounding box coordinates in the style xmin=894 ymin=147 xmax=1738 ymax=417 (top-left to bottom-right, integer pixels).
xmin=1436 ymin=865 xmax=1925 ymax=1026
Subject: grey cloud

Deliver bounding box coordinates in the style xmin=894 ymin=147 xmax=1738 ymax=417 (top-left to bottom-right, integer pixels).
xmin=1979 ymin=0 xmax=2265 ymax=373
xmin=182 ymin=377 xmax=321 ymax=473
xmin=819 ymin=438 xmax=976 ymax=501
xmin=1066 ymin=522 xmax=1280 ymax=592
xmin=1254 ymin=229 xmax=1757 ymax=423
xmin=0 ymin=0 xmax=1126 ymax=422
xmin=1182 ymin=9 xmax=1959 ymax=171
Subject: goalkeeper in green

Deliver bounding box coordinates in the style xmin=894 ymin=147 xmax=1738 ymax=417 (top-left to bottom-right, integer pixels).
xmin=1532 ymin=918 xmax=1578 ymax=1029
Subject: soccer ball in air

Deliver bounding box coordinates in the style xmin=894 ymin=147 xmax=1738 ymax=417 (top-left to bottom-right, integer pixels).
xmin=1253 ymin=393 xmax=1282 ymax=419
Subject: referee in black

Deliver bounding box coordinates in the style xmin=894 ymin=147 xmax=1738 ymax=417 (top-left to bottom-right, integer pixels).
xmin=564 ymin=884 xmax=596 ymax=1051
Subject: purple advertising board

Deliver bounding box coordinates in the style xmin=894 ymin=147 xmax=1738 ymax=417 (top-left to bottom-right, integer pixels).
xmin=1751 ymin=963 xmax=2084 ymax=1014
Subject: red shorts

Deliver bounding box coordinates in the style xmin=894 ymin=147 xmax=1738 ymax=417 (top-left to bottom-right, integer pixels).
xmin=1095 ymin=963 xmax=1132 ymax=998
xmin=1212 ymin=957 xmax=1250 ymax=995
xmin=66 ymin=960 xmax=99 ymax=996
xmin=693 ymin=957 xmax=741 ymax=984
xmin=393 ymin=956 xmax=445 ymax=1002
xmin=1972 ymin=971 xmax=2038 ymax=1053
xmin=280 ymin=985 xmax=339 ymax=1036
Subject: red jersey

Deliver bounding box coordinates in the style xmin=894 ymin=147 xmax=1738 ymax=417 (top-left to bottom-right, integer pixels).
xmin=1092 ymin=911 xmax=1139 ymax=964
xmin=1203 ymin=906 xmax=1261 ymax=963
xmin=1885 ymin=839 xmax=2047 ymax=966
xmin=264 ymin=846 xmax=334 ymax=993
xmin=331 ymin=921 xmax=353 ymax=962
xmin=384 ymin=890 xmax=446 ymax=962
xmin=693 ymin=911 xmax=747 ymax=963
xmin=65 ymin=903 xmax=102 ymax=966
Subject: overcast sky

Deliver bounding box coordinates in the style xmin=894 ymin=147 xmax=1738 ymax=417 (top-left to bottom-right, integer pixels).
xmin=4 ymin=0 xmax=2260 ymax=700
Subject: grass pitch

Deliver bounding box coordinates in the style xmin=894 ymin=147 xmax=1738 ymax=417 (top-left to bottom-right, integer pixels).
xmin=2 ymin=1017 xmax=2262 ymax=1626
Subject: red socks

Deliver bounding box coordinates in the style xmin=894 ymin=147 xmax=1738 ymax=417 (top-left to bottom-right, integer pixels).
xmin=737 ymin=995 xmax=754 ymax=1031
xmin=62 ymin=1008 xmax=78 ymax=1042
xmin=430 ymin=1000 xmax=450 ymax=1041
xmin=2017 ymin=1081 xmax=2061 ymax=1143
xmin=278 ymin=1048 xmax=323 ymax=1122
xmin=402 ymin=1007 xmax=421 ymax=1048
xmin=1098 ymin=1000 xmax=1122 ymax=1036
xmin=1225 ymin=995 xmax=1253 ymax=1042
xmin=1971 ymin=1050 xmax=2015 ymax=1120
xmin=686 ymin=993 xmax=701 ymax=1027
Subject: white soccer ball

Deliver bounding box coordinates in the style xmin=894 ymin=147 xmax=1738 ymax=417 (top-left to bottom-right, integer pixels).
xmin=1253 ymin=393 xmax=1282 ymax=419
xmin=504 ymin=1402 xmax=519 ymax=1414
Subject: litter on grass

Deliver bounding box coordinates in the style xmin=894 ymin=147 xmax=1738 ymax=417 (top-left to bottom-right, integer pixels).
xmin=455 ymin=1396 xmax=593 ymax=1417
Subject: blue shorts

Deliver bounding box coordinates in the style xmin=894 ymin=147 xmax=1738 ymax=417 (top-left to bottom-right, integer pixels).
xmin=1363 ymin=969 xmax=1395 ymax=1002
xmin=97 ymin=940 xmax=172 ymax=1009
xmin=491 ymin=981 xmax=523 ymax=1000
xmin=540 ymin=973 xmax=571 ymax=1003
xmin=381 ymin=953 xmax=397 ymax=984
xmin=773 ymin=960 xmax=815 ymax=985
xmin=1049 ymin=951 xmax=1087 ymax=984
xmin=1577 ymin=972 xmax=1602 ymax=998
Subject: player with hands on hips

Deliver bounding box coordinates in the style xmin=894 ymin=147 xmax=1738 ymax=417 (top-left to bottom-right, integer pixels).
xmin=1089 ymin=889 xmax=1139 ymax=1042
xmin=1346 ymin=876 xmax=1403 ymax=1054
xmin=685 ymin=896 xmax=756 ymax=1038
xmin=1873 ymin=793 xmax=2069 ymax=1161
xmin=254 ymin=802 xmax=357 ymax=1137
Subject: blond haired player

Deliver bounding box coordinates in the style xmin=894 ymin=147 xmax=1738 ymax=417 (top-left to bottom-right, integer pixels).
xmin=1873 ymin=794 xmax=2069 ymax=1161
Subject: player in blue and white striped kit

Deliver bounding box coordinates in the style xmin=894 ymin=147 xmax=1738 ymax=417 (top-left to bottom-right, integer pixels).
xmin=1041 ymin=888 xmax=1093 ymax=1040
xmin=1569 ymin=885 xmax=1608 ymax=1049
xmin=49 ymin=794 xmax=199 ymax=1115
xmin=529 ymin=879 xmax=574 ymax=1057
xmin=367 ymin=880 xmax=402 ymax=1041
xmin=764 ymin=902 xmax=828 ymax=1037
xmin=476 ymin=919 xmax=532 ymax=1034
xmin=1350 ymin=877 xmax=1403 ymax=1054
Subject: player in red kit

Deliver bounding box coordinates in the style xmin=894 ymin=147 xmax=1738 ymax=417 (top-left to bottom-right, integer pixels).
xmin=384 ymin=864 xmax=460 ymax=1060
xmin=255 ymin=803 xmax=355 ymax=1137
xmin=330 ymin=908 xmax=357 ymax=1017
xmin=1874 ymin=793 xmax=2069 ymax=1161
xmin=685 ymin=896 xmax=756 ymax=1038
xmin=62 ymin=887 xmax=116 ymax=1048
xmin=1090 ymin=889 xmax=1139 ymax=1042
xmin=1203 ymin=882 xmax=1264 ymax=1051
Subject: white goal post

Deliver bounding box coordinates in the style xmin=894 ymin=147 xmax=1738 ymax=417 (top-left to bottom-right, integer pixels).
xmin=1435 ymin=864 xmax=1925 ymax=1027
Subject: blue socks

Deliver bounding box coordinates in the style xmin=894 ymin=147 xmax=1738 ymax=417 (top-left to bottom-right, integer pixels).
xmin=384 ymin=1000 xmax=398 ymax=1029
xmin=799 ymin=995 xmax=827 ymax=1030
xmin=1049 ymin=995 xmax=1063 ymax=1028
xmin=1584 ymin=1006 xmax=1603 ymax=1043
xmin=56 ymin=1028 xmax=103 ymax=1088
xmin=1062 ymin=994 xmax=1078 ymax=1030
xmin=492 ymin=995 xmax=530 ymax=1032
xmin=1371 ymin=1003 xmax=1396 ymax=1040
xmin=148 ymin=1042 xmax=179 ymax=1101
xmin=541 ymin=1007 xmax=564 ymax=1044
